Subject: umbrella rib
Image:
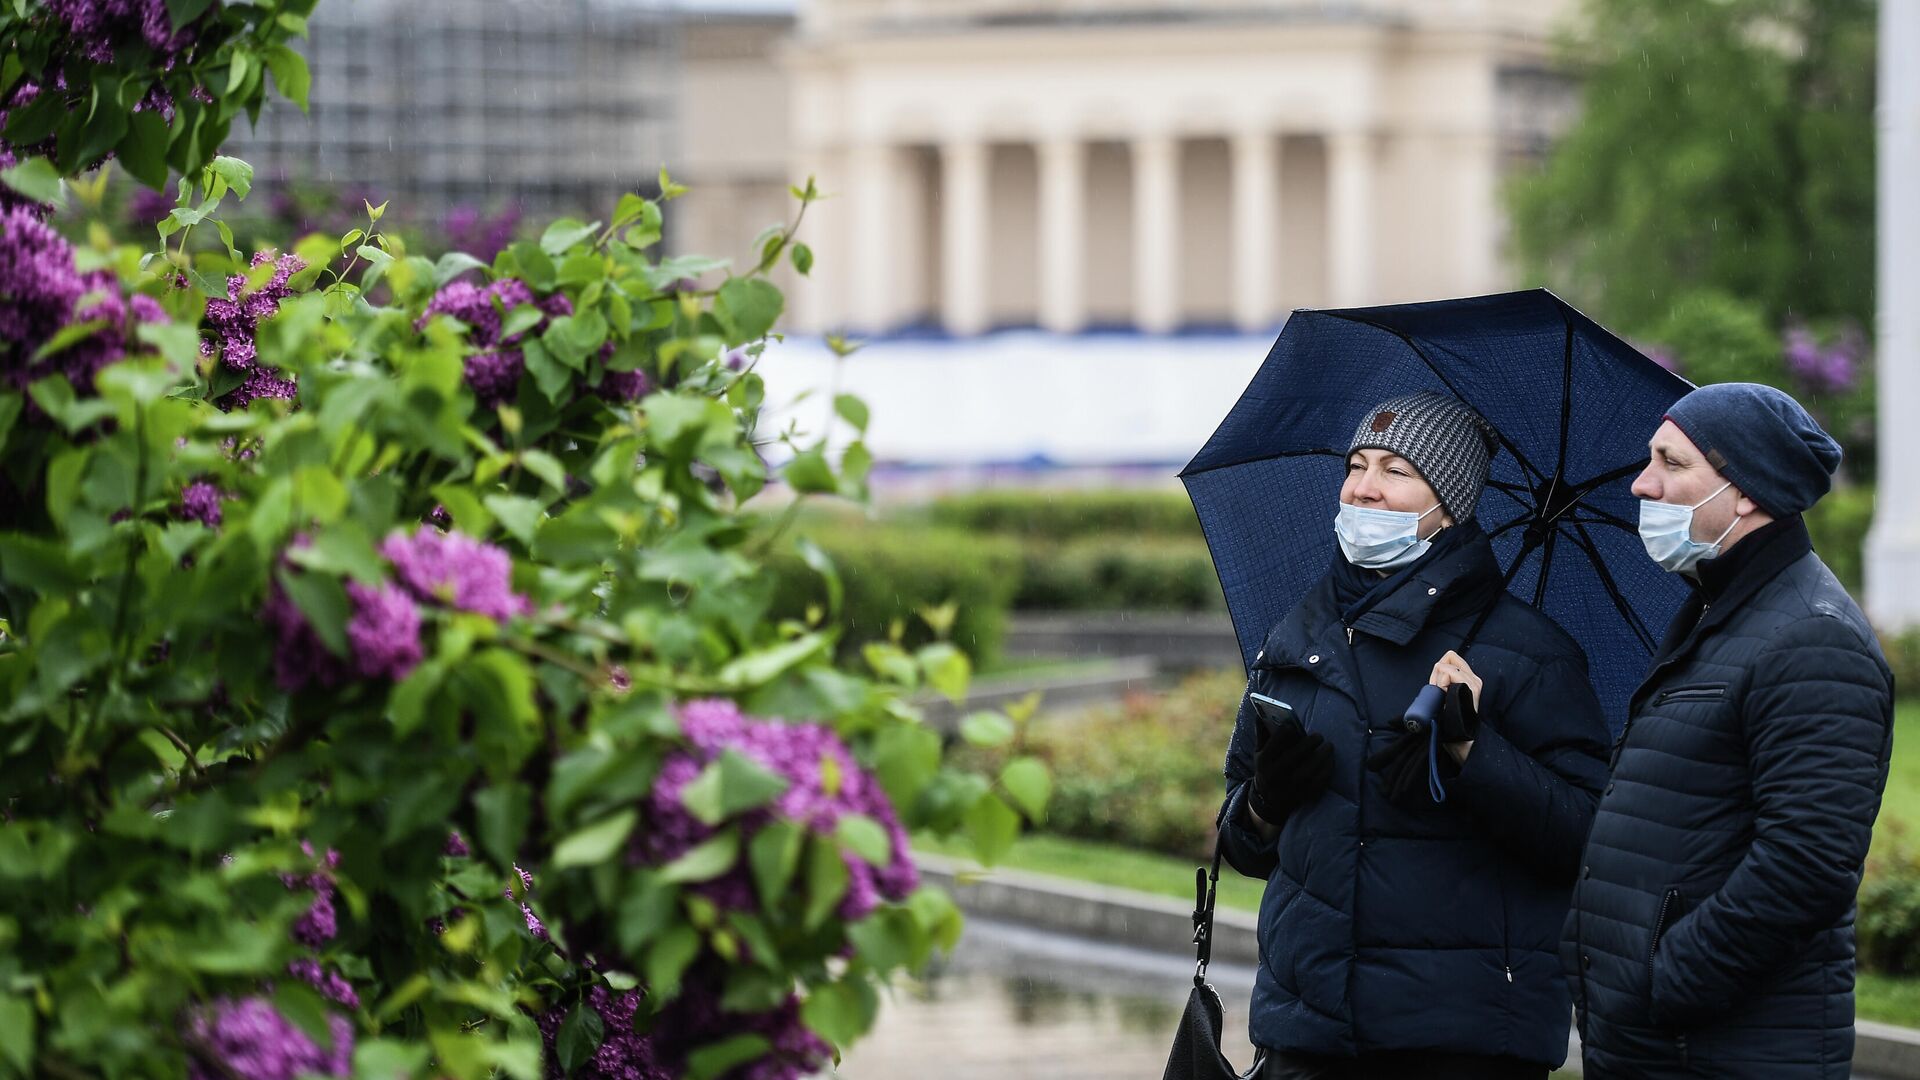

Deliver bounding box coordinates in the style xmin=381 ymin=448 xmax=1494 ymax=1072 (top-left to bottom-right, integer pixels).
xmin=1532 ymin=524 xmax=1560 ymax=608
xmin=1566 ymin=521 xmax=1661 ymax=654
xmin=1571 ymin=505 xmax=1639 ymax=533
xmin=1568 ymin=459 xmax=1650 ymax=500
xmin=1315 ymin=311 xmax=1549 ymax=485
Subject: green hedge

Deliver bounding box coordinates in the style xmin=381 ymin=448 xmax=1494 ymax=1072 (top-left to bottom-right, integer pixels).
xmin=1862 ymin=829 xmax=1920 ymax=976
xmin=957 ymin=669 xmax=1244 ymax=859
xmin=1014 ymin=535 xmax=1223 ymax=612
xmin=768 ymin=518 xmax=1023 ymax=667
xmin=926 ymin=489 xmax=1202 ymax=540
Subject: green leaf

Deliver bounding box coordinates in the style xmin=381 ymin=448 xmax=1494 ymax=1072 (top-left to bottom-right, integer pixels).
xmin=209 ymin=156 xmax=253 ymax=200
xmin=715 ymin=632 xmax=828 ymax=690
xmin=713 ymin=277 xmax=784 ymax=344
xmin=30 ymin=318 xmax=108 ymax=364
xmin=429 ymin=484 xmax=493 ymax=537
xmin=434 ymin=251 xmax=490 ymax=287
xmin=166 ymin=0 xmax=215 ymax=31
xmin=500 ymin=304 xmax=545 ymax=342
xmin=871 ymin=723 xmax=941 ymax=811
xmin=644 ymin=925 xmax=701 ymax=997
xmin=686 ymin=1035 xmax=772 ymax=1080
xmin=507 ymin=242 xmax=557 ymax=291
xmin=0 ymin=394 xmax=20 ymax=455
xmin=799 ymin=979 xmax=877 ymax=1048
xmin=916 ymin=642 xmax=970 ymax=703
xmin=959 ymin=711 xmax=1016 ymax=748
xmin=552 ymin=808 xmax=637 ymax=869
xmin=473 ymin=785 xmax=529 ymax=871
xmin=964 ymin=791 xmax=1021 ymax=865
xmin=388 ymin=660 xmax=447 ymax=736
xmin=659 ymin=828 xmax=740 ymax=884
xmin=0 ymin=157 xmax=62 ymax=209
xmin=0 ymin=995 xmax=34 ymax=1073
xmin=351 ymin=1040 xmax=432 ymax=1080
xmin=782 ymin=447 xmax=835 ymax=494
xmin=835 ymin=814 xmax=892 ymax=866
xmin=748 ymin=820 xmax=804 ymax=910
xmin=286 ymin=522 xmax=384 ymax=585
xmin=833 ymin=393 xmax=869 ymax=433
xmin=119 ymin=111 xmax=171 ymax=189
xmin=277 ymin=568 xmax=350 ymax=657
xmin=790 ymin=242 xmax=814 ymax=276
xmin=678 ymin=750 xmax=790 ymax=827
xmin=802 ymin=835 xmax=849 ymax=929
xmin=483 ymin=494 xmax=545 ymax=546
xmin=555 ymin=1003 xmax=605 ymax=1075
xmin=521 ymin=338 xmax=571 ymax=404
xmin=2 ymin=92 xmax=63 ymax=148
xmin=519 ymin=449 xmax=569 ymax=494
xmin=540 ymin=217 xmax=600 ymax=256
xmin=262 ymin=45 xmax=312 ymax=111
xmin=999 ymin=757 xmax=1052 ymax=822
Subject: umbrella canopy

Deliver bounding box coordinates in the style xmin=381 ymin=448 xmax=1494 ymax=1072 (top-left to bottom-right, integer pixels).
xmin=1180 ymin=289 xmax=1695 ymax=732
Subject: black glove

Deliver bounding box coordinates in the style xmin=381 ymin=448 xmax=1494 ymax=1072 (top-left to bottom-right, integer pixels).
xmin=1436 ymin=682 xmax=1480 ymax=744
xmin=1247 ymin=714 xmax=1334 ymax=826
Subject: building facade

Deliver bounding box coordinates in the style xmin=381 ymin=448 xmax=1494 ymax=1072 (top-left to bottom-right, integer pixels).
xmin=223 ymin=0 xmax=679 ymax=221
xmin=780 ymin=0 xmax=1577 ymax=335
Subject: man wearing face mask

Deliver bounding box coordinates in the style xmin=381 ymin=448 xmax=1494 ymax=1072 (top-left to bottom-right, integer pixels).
xmin=1563 ymin=383 xmax=1893 ymax=1079
xmin=1217 ymin=391 xmax=1612 ymax=1079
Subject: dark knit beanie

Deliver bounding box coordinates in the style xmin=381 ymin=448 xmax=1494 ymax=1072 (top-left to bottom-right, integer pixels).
xmin=1664 ymin=383 xmax=1841 ymax=517
xmin=1347 ymin=391 xmax=1497 ymax=521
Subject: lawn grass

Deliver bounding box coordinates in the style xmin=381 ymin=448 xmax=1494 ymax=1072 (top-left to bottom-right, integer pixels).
xmin=1872 ymin=701 xmax=1920 ymax=853
xmin=913 ymin=831 xmax=1266 ymax=914
xmin=1858 ymin=972 xmax=1920 ymax=1029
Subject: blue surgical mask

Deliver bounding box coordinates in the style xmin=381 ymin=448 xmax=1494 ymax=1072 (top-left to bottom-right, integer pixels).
xmin=1638 ymin=481 xmax=1738 ymax=574
xmin=1335 ymin=501 xmax=1442 ymax=572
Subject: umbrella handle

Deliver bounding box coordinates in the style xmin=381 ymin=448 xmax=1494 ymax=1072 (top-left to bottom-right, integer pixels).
xmin=1400 ymin=684 xmax=1444 ymax=735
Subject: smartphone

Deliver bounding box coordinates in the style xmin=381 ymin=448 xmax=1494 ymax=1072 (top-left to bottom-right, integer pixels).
xmin=1247 ymin=691 xmax=1296 ymax=730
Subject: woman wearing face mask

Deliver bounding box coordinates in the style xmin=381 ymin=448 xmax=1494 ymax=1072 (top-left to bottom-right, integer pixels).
xmin=1216 ymin=390 xmax=1613 ymax=1080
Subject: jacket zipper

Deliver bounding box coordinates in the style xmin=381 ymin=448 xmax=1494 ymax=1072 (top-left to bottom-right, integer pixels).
xmin=1649 ymin=887 xmax=1680 ymax=973
xmin=1656 ymin=686 xmax=1725 ymax=705
xmin=1346 ymin=626 xmax=1355 ymax=644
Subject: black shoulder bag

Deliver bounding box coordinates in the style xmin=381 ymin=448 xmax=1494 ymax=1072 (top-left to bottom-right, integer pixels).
xmin=1161 ymin=838 xmax=1265 ymax=1080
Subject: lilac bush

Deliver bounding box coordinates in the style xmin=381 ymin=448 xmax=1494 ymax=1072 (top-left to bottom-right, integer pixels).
xmin=204 ymin=250 xmax=305 ymax=409
xmin=185 ymin=997 xmax=353 ymax=1080
xmin=380 ymin=527 xmax=530 ymax=621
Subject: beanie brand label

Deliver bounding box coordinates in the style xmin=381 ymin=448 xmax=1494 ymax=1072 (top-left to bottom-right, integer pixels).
xmin=1370 ymin=411 xmax=1396 ymax=432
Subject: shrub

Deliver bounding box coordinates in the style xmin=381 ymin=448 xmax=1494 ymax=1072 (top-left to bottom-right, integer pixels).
xmin=1860 ymin=827 xmax=1920 ymax=976
xmin=769 ymin=518 xmax=1023 ymax=667
xmin=1806 ymin=483 xmax=1874 ymax=595
xmin=926 ymin=488 xmax=1202 ymax=541
xmin=958 ymin=669 xmax=1244 ymax=860
xmin=0 ymin=12 xmax=1040 ymax=1073
xmin=1015 ymin=535 xmax=1224 ymax=612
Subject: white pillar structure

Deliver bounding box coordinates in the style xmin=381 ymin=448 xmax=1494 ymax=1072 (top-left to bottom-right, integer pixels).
xmin=1132 ymin=134 xmax=1180 ymax=333
xmin=1327 ymin=129 xmax=1377 ymax=308
xmin=1454 ymin=131 xmax=1500 ymax=296
xmin=1037 ymin=137 xmax=1088 ymax=334
xmin=939 ymin=139 xmax=990 ymax=336
xmin=849 ymin=141 xmax=897 ymax=333
xmin=1231 ymin=130 xmax=1279 ymax=331
xmin=1866 ymin=0 xmax=1920 ymax=626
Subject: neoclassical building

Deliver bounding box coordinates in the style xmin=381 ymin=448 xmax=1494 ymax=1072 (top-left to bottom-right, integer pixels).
xmin=774 ymin=0 xmax=1577 ymax=336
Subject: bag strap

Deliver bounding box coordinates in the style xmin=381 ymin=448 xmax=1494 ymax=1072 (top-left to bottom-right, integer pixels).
xmin=1191 ymin=833 xmax=1226 ymax=986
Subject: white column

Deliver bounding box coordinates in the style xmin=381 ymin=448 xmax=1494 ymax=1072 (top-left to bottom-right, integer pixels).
xmin=1037 ymin=137 xmax=1087 ymax=334
xmin=1231 ymin=130 xmax=1279 ymax=332
xmin=1327 ymin=129 xmax=1378 ymax=308
xmin=940 ymin=139 xmax=989 ymax=337
xmin=1132 ymin=135 xmax=1179 ymax=334
xmin=1867 ymin=0 xmax=1920 ymax=626
xmin=849 ymin=141 xmax=896 ymax=333
xmin=1454 ymin=131 xmax=1500 ymax=296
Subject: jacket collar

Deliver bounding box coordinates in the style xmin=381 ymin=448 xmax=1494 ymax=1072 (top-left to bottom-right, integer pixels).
xmin=1636 ymin=515 xmax=1814 ymax=704
xmin=1343 ymin=522 xmax=1504 ymax=647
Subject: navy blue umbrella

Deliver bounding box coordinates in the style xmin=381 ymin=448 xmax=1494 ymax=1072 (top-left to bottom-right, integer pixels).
xmin=1180 ymin=289 xmax=1694 ymax=733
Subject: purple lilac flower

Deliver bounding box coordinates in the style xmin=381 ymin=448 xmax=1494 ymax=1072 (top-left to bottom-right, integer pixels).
xmin=1784 ymin=321 xmax=1863 ymax=395
xmin=598 ymin=367 xmax=651 ymax=403
xmin=343 ymin=581 xmax=423 ymax=682
xmin=127 ymin=185 xmax=175 ymax=225
xmin=418 ymin=277 xmax=571 ymax=408
xmin=536 ymin=985 xmax=668 ymax=1080
xmin=185 ymin=997 xmax=352 ymax=1080
xmin=380 ymin=528 xmax=530 ymax=622
xmin=442 ymin=202 xmax=523 ymax=264
xmin=178 ymin=480 xmax=224 ymax=527
xmin=636 ymin=699 xmax=918 ymax=922
xmin=1 ymin=209 xmax=170 ymax=410
xmin=444 ymin=830 xmax=472 ymax=857
xmin=652 ymin=966 xmax=833 ymax=1080
xmin=263 ymin=555 xmax=423 ymax=691
xmin=284 ymin=841 xmax=342 ymax=948
xmin=508 ymin=863 xmax=549 ymax=941
xmin=45 ymin=0 xmax=195 ymax=61
xmin=205 ymin=251 xmax=305 ymax=411
xmin=287 ymin=959 xmax=360 ymax=1010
